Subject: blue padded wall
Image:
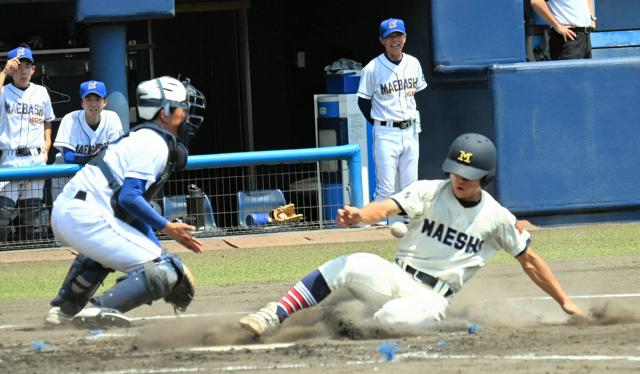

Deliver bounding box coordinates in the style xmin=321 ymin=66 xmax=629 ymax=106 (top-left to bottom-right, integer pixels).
xmin=431 ymin=0 xmax=525 ymax=66
xmin=488 ymin=57 xmax=640 ymax=215
xmin=76 ymin=0 xmax=174 ymax=23
xmin=418 ymin=80 xmax=493 ymax=180
xmin=596 ymin=0 xmax=640 ymax=31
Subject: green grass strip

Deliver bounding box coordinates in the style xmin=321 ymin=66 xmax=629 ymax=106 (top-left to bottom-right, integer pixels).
xmin=1 ymin=222 xmax=638 ymax=302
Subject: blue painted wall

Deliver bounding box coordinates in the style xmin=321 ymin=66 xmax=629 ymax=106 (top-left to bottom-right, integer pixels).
xmin=489 ymin=58 xmax=640 ymax=215
xmin=425 ymin=1 xmax=640 ymax=223
xmin=431 ymin=0 xmax=525 ymax=66
xmin=596 ymin=0 xmax=640 ymax=31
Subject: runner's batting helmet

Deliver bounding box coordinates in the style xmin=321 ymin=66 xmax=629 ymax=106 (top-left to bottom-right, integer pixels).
xmin=442 ymin=133 xmax=496 ymax=186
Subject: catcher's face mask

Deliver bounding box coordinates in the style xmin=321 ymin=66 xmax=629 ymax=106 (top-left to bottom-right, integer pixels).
xmin=177 ymin=78 xmax=206 ymax=147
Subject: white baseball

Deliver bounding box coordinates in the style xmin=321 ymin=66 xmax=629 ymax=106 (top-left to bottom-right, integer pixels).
xmin=390 ymin=222 xmax=408 ymax=238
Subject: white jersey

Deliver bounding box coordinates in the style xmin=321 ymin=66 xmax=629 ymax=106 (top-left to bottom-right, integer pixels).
xmin=357 ymin=53 xmax=427 ymax=122
xmin=0 ymin=82 xmax=55 ymax=150
xmin=62 ymin=128 xmax=169 ymax=215
xmin=54 ymin=109 xmax=124 ymax=156
xmin=547 ymin=0 xmax=591 ymax=27
xmin=391 ymin=179 xmax=531 ymax=291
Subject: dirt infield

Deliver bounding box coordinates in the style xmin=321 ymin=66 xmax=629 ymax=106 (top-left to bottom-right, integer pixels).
xmin=1 ymin=240 xmax=638 ymax=373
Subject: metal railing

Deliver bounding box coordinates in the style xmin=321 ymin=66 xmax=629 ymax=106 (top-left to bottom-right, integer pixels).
xmin=0 ymin=144 xmax=362 ymax=250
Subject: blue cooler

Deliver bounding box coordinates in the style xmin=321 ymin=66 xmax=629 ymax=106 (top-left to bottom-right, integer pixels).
xmin=317 ymin=96 xmax=340 ymax=118
xmin=326 ymin=72 xmax=360 ymax=94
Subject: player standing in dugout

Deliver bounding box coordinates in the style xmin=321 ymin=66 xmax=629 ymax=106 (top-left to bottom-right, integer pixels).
xmin=0 ymin=45 xmax=55 ymax=241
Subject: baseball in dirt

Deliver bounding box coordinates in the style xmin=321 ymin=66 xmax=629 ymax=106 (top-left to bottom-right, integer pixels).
xmin=390 ymin=222 xmax=408 ymax=238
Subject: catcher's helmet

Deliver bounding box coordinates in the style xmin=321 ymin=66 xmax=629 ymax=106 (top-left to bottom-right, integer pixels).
xmin=442 ymin=133 xmax=496 ymax=186
xmin=136 ymin=76 xmax=206 ymax=145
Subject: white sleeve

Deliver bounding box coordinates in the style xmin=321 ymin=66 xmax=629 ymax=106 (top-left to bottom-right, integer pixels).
xmin=107 ymin=111 xmax=125 ymax=142
xmin=390 ymin=180 xmax=442 ymax=218
xmin=122 ymin=130 xmax=168 ymax=183
xmin=415 ymin=59 xmax=428 ymax=92
xmin=357 ymin=61 xmax=375 ymax=100
xmin=53 ymin=113 xmax=74 ymax=152
xmin=494 ymin=208 xmax=532 ymax=257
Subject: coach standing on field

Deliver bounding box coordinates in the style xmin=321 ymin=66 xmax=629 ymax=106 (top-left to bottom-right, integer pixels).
xmin=357 ymin=18 xmax=427 ymax=223
xmin=0 ymin=44 xmax=55 ymax=240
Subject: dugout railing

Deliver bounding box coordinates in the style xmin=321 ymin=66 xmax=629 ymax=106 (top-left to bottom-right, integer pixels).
xmin=0 ymin=144 xmax=363 ymax=251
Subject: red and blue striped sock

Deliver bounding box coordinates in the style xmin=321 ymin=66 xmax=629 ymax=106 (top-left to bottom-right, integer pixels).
xmin=275 ymin=269 xmax=331 ymax=322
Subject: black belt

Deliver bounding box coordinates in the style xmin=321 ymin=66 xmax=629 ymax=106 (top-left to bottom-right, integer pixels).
xmin=74 ymin=191 xmax=87 ymax=201
xmin=571 ymin=27 xmax=594 ymax=33
xmin=405 ymin=264 xmax=453 ymax=297
xmin=16 ymin=147 xmax=41 ymax=156
xmin=376 ymin=120 xmax=414 ymax=129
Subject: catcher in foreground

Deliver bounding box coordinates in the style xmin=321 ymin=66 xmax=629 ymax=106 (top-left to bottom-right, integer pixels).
xmin=45 ymin=76 xmax=205 ymax=328
xmin=239 ymin=133 xmax=586 ymax=337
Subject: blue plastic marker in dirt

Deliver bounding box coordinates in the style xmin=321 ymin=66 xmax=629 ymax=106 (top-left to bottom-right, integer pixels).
xmin=31 ymin=340 xmax=48 ymax=352
xmin=377 ymin=342 xmax=398 ymax=361
xmin=90 ymin=329 xmax=104 ymax=336
xmin=468 ymin=323 xmax=478 ymax=334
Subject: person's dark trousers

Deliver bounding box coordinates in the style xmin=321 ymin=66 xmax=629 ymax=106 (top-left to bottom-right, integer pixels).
xmin=549 ymin=28 xmax=592 ymax=60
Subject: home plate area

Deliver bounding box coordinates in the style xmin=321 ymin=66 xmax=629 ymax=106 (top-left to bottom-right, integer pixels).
xmin=1 ymin=256 xmax=640 ymax=374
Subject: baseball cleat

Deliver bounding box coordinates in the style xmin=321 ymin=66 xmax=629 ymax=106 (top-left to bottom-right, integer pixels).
xmin=72 ymin=306 xmax=132 ymax=329
xmin=45 ymin=307 xmax=74 ymax=326
xmin=239 ymin=302 xmax=281 ymax=336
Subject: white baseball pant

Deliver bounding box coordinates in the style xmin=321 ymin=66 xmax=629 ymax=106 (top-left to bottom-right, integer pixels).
xmin=318 ymin=252 xmax=449 ymax=331
xmin=51 ymin=186 xmax=162 ymax=273
xmin=371 ymin=125 xmax=419 ymax=202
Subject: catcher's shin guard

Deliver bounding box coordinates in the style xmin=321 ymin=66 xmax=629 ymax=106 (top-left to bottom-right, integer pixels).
xmin=91 ymin=253 xmax=184 ymax=313
xmin=51 ymin=255 xmax=112 ymax=316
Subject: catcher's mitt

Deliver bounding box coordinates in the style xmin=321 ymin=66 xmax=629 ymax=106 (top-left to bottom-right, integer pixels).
xmin=164 ymin=262 xmax=196 ymax=313
xmin=270 ymin=203 xmax=303 ymax=223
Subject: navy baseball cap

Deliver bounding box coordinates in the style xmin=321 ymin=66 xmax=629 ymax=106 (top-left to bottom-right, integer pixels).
xmin=7 ymin=46 xmax=34 ymax=63
xmin=80 ymin=80 xmax=107 ymax=98
xmin=379 ymin=18 xmax=406 ymax=38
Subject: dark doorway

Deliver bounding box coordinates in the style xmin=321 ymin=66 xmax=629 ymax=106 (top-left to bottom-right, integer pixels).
xmin=151 ymin=10 xmax=246 ymax=156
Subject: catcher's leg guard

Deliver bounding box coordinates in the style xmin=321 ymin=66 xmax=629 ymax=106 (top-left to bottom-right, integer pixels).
xmin=91 ymin=254 xmax=180 ymax=313
xmin=0 ymin=196 xmax=16 ymax=241
xmin=17 ymin=198 xmax=47 ymax=240
xmin=51 ymin=255 xmax=113 ymax=316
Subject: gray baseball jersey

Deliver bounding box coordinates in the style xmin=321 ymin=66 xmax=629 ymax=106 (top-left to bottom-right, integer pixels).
xmin=392 ymin=179 xmax=531 ymax=291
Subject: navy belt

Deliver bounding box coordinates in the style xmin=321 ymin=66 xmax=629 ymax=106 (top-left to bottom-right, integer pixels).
xmin=375 ymin=119 xmax=414 ymax=129
xmin=404 ymin=264 xmax=453 ymax=297
xmin=16 ymin=147 xmax=41 ymax=156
